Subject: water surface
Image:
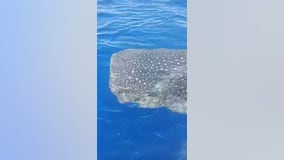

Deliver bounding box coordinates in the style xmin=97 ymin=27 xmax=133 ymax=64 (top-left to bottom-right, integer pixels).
xmin=98 ymin=0 xmax=187 ymax=159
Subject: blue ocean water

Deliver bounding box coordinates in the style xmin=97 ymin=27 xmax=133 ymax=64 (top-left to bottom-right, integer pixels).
xmin=97 ymin=0 xmax=187 ymax=159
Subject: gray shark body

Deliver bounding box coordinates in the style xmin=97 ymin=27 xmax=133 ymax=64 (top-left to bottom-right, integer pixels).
xmin=110 ymin=49 xmax=187 ymax=114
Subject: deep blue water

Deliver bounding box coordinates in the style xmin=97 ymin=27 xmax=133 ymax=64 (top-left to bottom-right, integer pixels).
xmin=97 ymin=0 xmax=187 ymax=159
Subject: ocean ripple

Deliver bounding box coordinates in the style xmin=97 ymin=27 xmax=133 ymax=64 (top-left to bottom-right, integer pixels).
xmin=97 ymin=0 xmax=187 ymax=50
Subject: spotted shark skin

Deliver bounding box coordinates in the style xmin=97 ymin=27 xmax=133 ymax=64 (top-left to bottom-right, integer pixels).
xmin=109 ymin=49 xmax=187 ymax=114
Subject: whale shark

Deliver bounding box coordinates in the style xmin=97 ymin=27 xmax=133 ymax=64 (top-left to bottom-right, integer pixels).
xmin=109 ymin=49 xmax=187 ymax=114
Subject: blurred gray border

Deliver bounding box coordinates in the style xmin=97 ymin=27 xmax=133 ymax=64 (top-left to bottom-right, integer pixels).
xmin=188 ymin=0 xmax=284 ymax=159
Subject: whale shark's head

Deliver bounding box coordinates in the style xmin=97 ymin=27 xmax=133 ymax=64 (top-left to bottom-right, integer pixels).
xmin=110 ymin=48 xmax=187 ymax=114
